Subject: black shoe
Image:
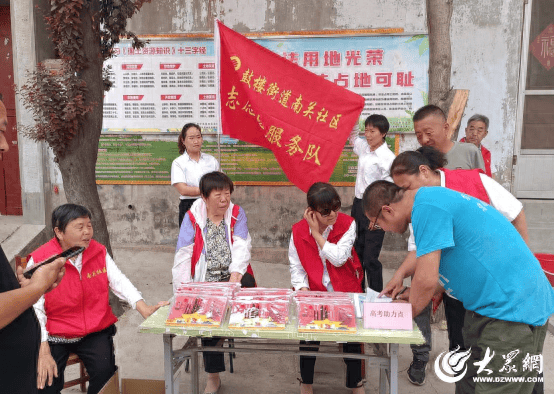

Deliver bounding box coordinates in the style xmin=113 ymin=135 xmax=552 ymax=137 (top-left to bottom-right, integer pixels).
xmin=407 ymin=359 xmax=427 ymax=385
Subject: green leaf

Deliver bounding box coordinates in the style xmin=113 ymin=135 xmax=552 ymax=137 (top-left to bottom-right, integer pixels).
xmin=421 ymin=91 xmax=428 ymax=105
xmin=419 ymin=37 xmax=429 ymax=56
xmin=404 ymin=34 xmax=425 ymax=43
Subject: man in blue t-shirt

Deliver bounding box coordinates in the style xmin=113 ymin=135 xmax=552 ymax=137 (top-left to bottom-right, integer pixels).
xmin=363 ymin=180 xmax=554 ymax=394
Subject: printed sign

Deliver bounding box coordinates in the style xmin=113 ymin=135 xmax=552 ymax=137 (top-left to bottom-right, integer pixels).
xmin=102 ymin=35 xmax=428 ymax=133
xmin=99 ymin=33 xmax=427 ymax=184
xmin=363 ymin=302 xmax=412 ymax=330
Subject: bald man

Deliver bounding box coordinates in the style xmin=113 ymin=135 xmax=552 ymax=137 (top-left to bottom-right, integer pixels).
xmin=0 ymin=97 xmax=66 ymax=394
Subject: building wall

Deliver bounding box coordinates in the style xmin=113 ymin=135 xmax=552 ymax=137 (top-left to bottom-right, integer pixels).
xmin=33 ymin=0 xmax=525 ymax=259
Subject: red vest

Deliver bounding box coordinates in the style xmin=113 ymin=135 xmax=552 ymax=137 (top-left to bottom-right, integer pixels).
xmin=292 ymin=213 xmax=363 ymax=293
xmin=188 ymin=204 xmax=255 ymax=281
xmin=442 ymin=168 xmax=491 ymax=204
xmin=481 ymin=145 xmax=492 ymax=177
xmin=29 ymin=238 xmax=118 ymax=338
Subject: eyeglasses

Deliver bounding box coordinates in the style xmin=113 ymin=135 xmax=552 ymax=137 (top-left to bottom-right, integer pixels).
xmin=369 ymin=208 xmax=383 ymax=231
xmin=317 ymin=206 xmax=341 ymax=217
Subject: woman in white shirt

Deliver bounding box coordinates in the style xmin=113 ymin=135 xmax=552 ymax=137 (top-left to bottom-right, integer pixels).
xmin=349 ymin=115 xmax=396 ymax=293
xmin=171 ymin=123 xmax=220 ymax=227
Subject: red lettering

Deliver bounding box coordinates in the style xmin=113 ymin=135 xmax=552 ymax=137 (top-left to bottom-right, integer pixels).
xmin=323 ymin=50 xmax=341 ymax=67
xmin=354 ymin=72 xmax=371 ymax=88
xmin=303 ymin=51 xmax=320 ymax=67
xmin=375 ymin=72 xmax=392 ymax=87
xmin=121 ymin=64 xmax=143 ymax=71
xmin=345 ymin=50 xmax=362 ymax=66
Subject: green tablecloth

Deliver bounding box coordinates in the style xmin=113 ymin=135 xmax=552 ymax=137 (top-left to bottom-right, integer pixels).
xmin=139 ymin=305 xmax=425 ymax=345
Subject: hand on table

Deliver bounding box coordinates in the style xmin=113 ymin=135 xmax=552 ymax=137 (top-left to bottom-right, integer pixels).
xmin=394 ymin=286 xmax=410 ymax=301
xmin=379 ymin=274 xmax=405 ymax=300
xmin=37 ymin=342 xmax=58 ymax=389
xmin=229 ymin=272 xmax=243 ymax=283
xmin=137 ymin=300 xmax=170 ymax=319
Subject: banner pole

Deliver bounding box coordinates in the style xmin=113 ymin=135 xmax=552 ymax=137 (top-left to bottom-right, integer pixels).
xmin=214 ymin=19 xmax=222 ymax=165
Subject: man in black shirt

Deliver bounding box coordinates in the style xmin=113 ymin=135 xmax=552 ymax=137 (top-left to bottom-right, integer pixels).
xmin=0 ymin=97 xmax=65 ymax=393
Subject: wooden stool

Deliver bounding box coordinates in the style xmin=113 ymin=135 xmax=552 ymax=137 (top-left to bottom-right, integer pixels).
xmin=15 ymin=255 xmax=90 ymax=392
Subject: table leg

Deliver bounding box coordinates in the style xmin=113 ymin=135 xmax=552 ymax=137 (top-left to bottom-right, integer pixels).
xmin=164 ymin=334 xmax=175 ymax=394
xmin=190 ymin=341 xmax=200 ymax=394
xmin=379 ymin=367 xmax=387 ymax=394
xmin=390 ymin=343 xmax=399 ymax=394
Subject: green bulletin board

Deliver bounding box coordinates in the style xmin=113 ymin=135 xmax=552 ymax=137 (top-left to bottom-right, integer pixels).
xmin=95 ymin=134 xmax=395 ymax=186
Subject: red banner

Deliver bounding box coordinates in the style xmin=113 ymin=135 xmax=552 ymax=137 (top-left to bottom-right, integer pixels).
xmin=216 ymin=21 xmax=364 ymax=192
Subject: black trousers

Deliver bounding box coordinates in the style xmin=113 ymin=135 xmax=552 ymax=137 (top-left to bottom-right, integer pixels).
xmin=200 ymin=274 xmax=256 ymax=373
xmin=178 ymin=198 xmax=198 ymax=228
xmin=300 ymin=341 xmax=363 ymax=388
xmin=202 ymin=337 xmax=226 ymax=374
xmin=351 ymin=197 xmax=385 ymax=292
xmin=444 ymin=294 xmax=466 ymax=351
xmin=39 ymin=324 xmax=117 ymax=394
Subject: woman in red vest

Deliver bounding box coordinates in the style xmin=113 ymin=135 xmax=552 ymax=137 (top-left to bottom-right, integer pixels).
xmin=27 ymin=204 xmax=167 ymax=394
xmin=173 ymin=171 xmax=255 ymax=394
xmin=289 ymin=182 xmax=364 ymax=394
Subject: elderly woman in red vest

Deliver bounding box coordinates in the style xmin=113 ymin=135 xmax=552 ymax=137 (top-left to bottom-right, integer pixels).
xmin=289 ymin=182 xmax=364 ymax=394
xmin=172 ymin=171 xmax=254 ymax=394
xmin=27 ymin=204 xmax=167 ymax=394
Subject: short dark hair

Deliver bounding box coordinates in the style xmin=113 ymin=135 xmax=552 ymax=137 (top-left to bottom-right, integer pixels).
xmin=52 ymin=204 xmax=92 ymax=234
xmin=365 ymin=114 xmax=390 ymax=135
xmin=199 ymin=171 xmax=234 ymax=198
xmin=413 ymin=105 xmax=446 ymax=123
xmin=178 ymin=123 xmax=202 ymax=155
xmin=390 ymin=146 xmax=448 ymax=177
xmin=306 ymin=182 xmax=341 ymax=214
xmin=362 ymin=180 xmax=404 ymax=217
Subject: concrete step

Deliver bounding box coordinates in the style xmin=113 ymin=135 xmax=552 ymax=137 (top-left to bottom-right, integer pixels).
xmin=0 ymin=215 xmax=46 ymax=267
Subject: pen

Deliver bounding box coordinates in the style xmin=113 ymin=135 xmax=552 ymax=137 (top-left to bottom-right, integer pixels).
xmin=395 ymin=286 xmax=408 ymax=300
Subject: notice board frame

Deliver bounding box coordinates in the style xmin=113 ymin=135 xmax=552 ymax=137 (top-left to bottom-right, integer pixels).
xmin=98 ymin=28 xmax=428 ymax=186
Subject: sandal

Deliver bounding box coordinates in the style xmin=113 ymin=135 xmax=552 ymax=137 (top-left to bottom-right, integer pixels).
xmin=204 ymin=378 xmax=221 ymax=394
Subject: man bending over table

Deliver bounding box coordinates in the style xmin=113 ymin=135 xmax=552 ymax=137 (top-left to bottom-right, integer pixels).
xmin=363 ymin=181 xmax=554 ymax=394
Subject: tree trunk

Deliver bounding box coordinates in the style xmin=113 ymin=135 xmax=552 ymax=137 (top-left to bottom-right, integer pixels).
xmin=427 ymin=0 xmax=454 ymax=324
xmin=426 ymin=0 xmax=455 ymax=113
xmin=56 ymin=2 xmax=125 ymax=316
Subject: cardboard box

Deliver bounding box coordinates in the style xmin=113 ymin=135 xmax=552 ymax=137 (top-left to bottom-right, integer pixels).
xmin=98 ymin=368 xmax=119 ymax=394
xmin=121 ymin=371 xmax=180 ymax=394
xmin=121 ymin=379 xmax=165 ymax=394
xmin=98 ymin=367 xmax=180 ymax=393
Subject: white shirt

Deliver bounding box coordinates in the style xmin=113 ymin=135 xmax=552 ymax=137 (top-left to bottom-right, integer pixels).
xmin=28 ymin=253 xmax=144 ymax=342
xmin=170 ymin=152 xmax=220 ymax=200
xmin=349 ymin=131 xmax=396 ymax=199
xmin=288 ymin=221 xmax=357 ymax=291
xmin=407 ymin=171 xmax=523 ymax=251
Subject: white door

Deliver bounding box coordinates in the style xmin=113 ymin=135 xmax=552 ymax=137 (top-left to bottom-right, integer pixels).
xmin=514 ymin=0 xmax=554 ymax=199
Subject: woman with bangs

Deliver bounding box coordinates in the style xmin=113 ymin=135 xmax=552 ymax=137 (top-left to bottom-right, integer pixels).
xmin=288 ymin=182 xmax=365 ymax=394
